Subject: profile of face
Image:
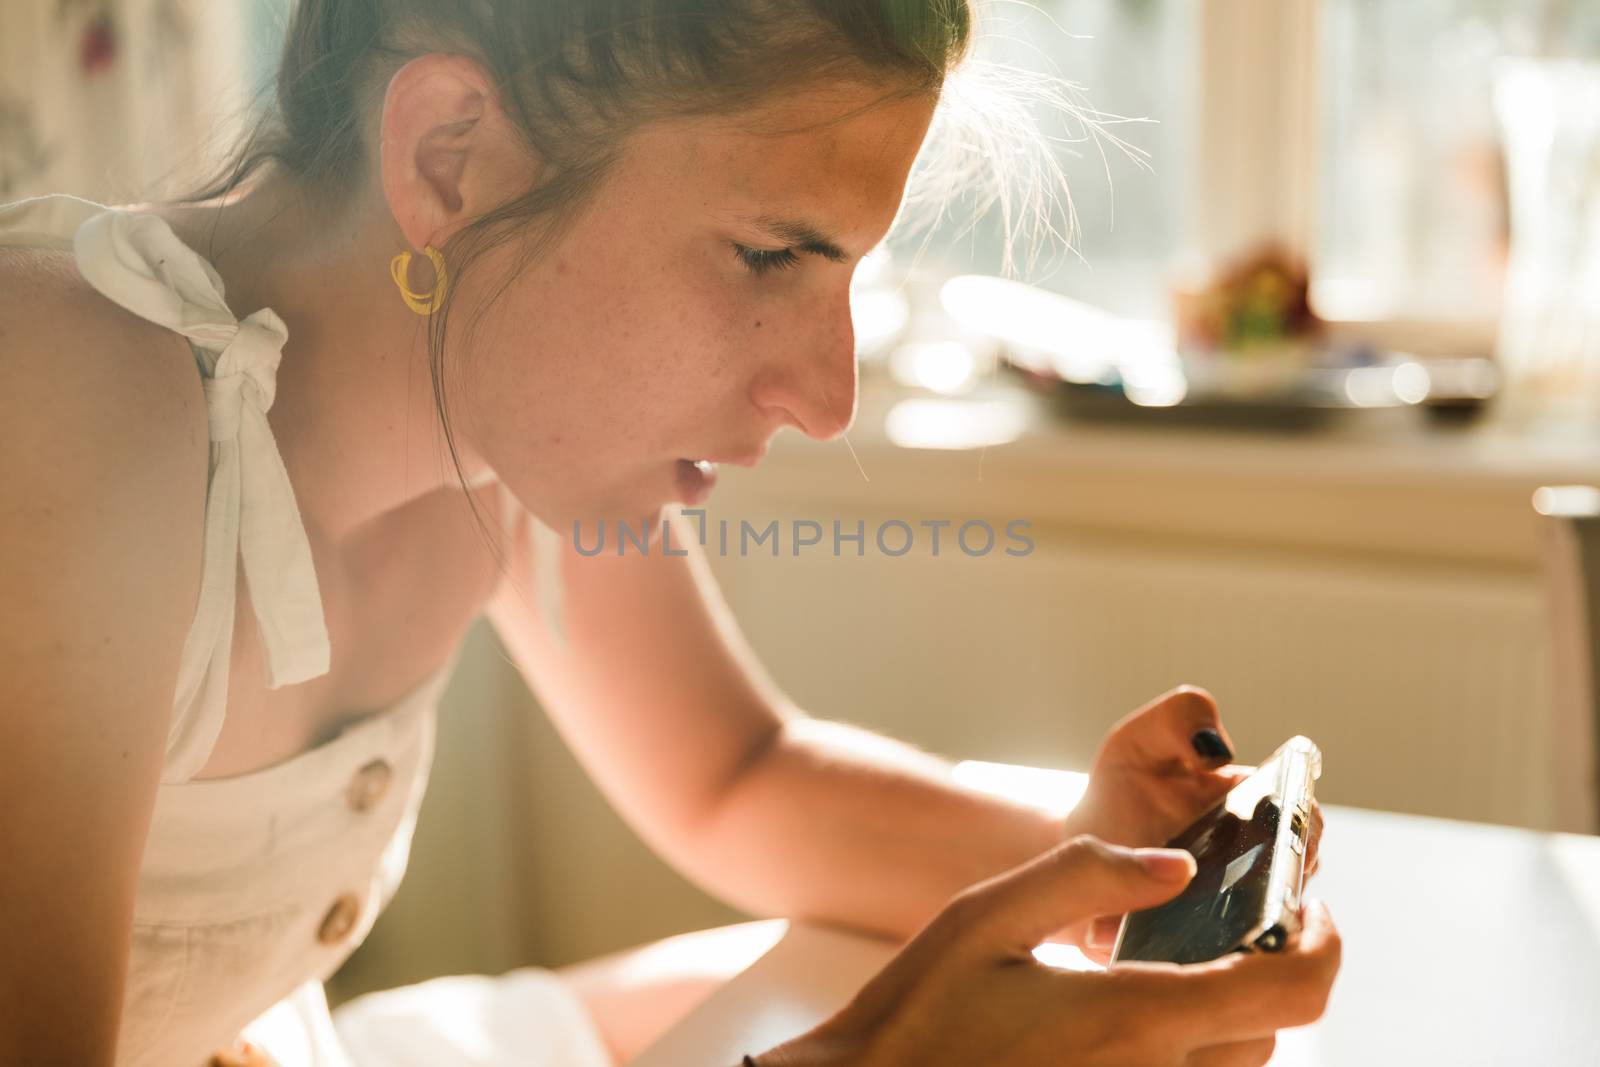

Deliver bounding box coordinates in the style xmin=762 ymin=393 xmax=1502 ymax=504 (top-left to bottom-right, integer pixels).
xmin=380 ymin=59 xmax=938 ymax=531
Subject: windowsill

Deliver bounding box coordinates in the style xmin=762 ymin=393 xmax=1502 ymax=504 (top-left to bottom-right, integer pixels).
xmin=787 ymin=371 xmax=1600 ymax=484
xmin=716 ymin=373 xmax=1600 ymax=572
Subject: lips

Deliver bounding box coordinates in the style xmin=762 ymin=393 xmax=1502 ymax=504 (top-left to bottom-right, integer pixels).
xmin=674 ymin=458 xmax=718 ymax=504
xmin=693 ymin=448 xmax=765 ymax=468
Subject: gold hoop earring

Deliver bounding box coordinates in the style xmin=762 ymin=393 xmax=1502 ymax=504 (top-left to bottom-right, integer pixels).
xmin=389 ymin=245 xmax=449 ymax=315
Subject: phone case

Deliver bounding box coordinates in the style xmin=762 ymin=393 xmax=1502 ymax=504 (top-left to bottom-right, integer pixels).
xmin=1109 ymin=735 xmax=1322 ymax=965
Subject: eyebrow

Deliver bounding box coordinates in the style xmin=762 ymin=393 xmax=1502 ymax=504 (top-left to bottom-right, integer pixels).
xmin=741 ymin=214 xmax=850 ymax=263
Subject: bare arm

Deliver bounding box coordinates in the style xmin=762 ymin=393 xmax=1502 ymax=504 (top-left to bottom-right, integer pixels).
xmin=485 ymin=506 xmax=1062 ymax=940
xmin=681 ymin=715 xmax=1065 ymax=938
xmin=0 ymin=262 xmax=207 ymax=1063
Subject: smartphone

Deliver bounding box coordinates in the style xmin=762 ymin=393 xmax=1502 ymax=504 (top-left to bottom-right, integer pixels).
xmin=1109 ymin=735 xmax=1322 ymax=966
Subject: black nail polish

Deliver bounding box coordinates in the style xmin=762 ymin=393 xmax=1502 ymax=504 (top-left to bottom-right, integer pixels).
xmin=1191 ymin=728 xmax=1232 ymax=762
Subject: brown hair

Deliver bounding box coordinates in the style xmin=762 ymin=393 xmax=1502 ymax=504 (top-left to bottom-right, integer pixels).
xmin=185 ymin=0 xmax=975 ymax=521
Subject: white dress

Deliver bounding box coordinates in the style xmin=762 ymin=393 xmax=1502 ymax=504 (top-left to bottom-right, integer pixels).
xmin=0 ymin=194 xmax=609 ymax=1067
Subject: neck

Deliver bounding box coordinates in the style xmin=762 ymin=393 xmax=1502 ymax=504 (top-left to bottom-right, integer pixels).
xmin=147 ymin=171 xmax=490 ymax=544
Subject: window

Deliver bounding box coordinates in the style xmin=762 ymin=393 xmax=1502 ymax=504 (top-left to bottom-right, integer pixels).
xmin=890 ymin=0 xmax=1600 ymax=358
xmin=1316 ymin=0 xmax=1600 ymax=325
xmin=888 ymin=0 xmax=1196 ymax=321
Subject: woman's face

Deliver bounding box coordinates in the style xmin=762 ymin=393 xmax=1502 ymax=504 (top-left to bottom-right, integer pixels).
xmin=456 ymin=84 xmax=937 ymax=530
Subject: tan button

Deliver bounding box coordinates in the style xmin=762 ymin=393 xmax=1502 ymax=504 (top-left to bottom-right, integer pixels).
xmin=345 ymin=758 xmax=393 ymax=812
xmin=208 ymin=1039 xmax=273 ymax=1067
xmin=318 ymin=892 xmax=362 ymax=945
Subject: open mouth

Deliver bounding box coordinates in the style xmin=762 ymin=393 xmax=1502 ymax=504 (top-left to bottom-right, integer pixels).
xmin=674 ymin=458 xmax=718 ymax=503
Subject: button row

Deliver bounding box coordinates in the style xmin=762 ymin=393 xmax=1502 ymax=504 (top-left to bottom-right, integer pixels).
xmin=345 ymin=757 xmax=393 ymax=812
xmin=316 ymin=758 xmax=394 ymax=949
xmin=318 ymin=891 xmax=362 ymax=945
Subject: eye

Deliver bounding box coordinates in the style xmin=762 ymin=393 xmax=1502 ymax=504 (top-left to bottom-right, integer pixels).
xmin=731 ymin=242 xmax=802 ymax=278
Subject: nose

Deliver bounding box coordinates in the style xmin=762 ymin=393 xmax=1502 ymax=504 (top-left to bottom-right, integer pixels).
xmin=749 ymin=290 xmax=858 ymax=442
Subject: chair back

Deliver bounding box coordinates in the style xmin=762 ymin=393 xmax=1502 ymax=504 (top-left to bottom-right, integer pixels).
xmin=1535 ymin=485 xmax=1600 ymax=834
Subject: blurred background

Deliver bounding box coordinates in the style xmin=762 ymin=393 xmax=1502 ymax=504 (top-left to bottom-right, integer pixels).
xmin=8 ymin=0 xmax=1600 ymax=1003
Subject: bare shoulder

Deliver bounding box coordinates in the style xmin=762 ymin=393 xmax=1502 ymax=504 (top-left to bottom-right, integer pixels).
xmin=0 ymin=244 xmax=209 ymax=473
xmin=0 ymin=246 xmax=209 ymax=1060
xmin=0 ymin=240 xmax=209 ymax=673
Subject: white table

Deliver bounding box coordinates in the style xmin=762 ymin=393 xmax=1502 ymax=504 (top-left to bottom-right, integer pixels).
xmin=634 ymin=799 xmax=1600 ymax=1066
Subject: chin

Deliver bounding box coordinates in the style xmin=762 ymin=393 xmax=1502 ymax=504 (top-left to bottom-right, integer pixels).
xmin=572 ymin=486 xmax=675 ymax=531
xmin=527 ymin=462 xmax=696 ymax=537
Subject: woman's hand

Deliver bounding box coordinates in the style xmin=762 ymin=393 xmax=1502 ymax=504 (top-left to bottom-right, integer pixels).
xmin=1060 ymin=687 xmax=1323 ymax=960
xmin=755 ymin=836 xmax=1341 ymax=1067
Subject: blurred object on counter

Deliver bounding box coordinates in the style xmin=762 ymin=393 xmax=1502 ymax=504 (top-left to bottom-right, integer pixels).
xmin=856 ymin=247 xmax=1004 ymax=399
xmin=888 ymin=340 xmax=986 ymax=397
xmin=1173 ymin=242 xmax=1322 ymax=360
xmin=941 ymin=274 xmax=1498 ymax=430
xmin=1492 ymin=59 xmax=1600 ymax=429
xmin=882 ymin=395 xmax=1030 ymax=451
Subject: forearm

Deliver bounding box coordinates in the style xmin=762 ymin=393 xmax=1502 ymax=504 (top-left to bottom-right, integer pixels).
xmin=678 ymin=715 xmax=1067 ymax=940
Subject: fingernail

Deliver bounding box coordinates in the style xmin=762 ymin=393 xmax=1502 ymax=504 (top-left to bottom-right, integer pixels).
xmin=1191 ymin=728 xmax=1233 ymax=763
xmin=1137 ymin=848 xmax=1196 ymax=881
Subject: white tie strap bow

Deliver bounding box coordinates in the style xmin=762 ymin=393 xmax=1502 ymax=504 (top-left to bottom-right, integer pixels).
xmin=72 ymin=210 xmax=331 ymax=733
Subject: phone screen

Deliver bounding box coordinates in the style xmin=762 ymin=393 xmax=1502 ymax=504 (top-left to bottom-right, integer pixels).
xmin=1112 ymin=754 xmax=1287 ymax=965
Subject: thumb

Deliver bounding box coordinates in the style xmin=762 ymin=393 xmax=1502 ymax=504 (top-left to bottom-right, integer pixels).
xmin=958 ymin=835 xmax=1196 ymax=957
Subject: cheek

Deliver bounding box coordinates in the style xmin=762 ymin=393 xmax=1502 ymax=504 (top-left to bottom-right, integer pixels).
xmin=466 ymin=239 xmax=763 ymax=447
xmin=577 ymin=218 xmax=773 ymax=371
xmin=597 ymin=270 xmax=755 ymax=403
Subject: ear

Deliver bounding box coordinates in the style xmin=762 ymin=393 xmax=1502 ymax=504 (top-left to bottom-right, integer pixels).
xmin=378 ymin=53 xmax=524 ymax=251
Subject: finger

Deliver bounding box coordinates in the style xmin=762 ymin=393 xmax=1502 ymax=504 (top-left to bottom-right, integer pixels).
xmin=1217 ymin=764 xmax=1257 ymax=791
xmin=1184 ymin=902 xmax=1344 ymax=1043
xmin=1126 ymin=899 xmax=1341 ymax=1046
xmin=1185 ymin=1036 xmax=1276 ymax=1067
xmin=1107 ymin=686 xmax=1237 ymax=771
xmin=1087 ymin=914 xmax=1122 ymax=948
xmin=951 ymin=836 xmax=1196 ymax=958
xmin=1305 ymin=802 xmax=1325 ymax=877
xmin=1078 ymin=914 xmax=1122 ymax=965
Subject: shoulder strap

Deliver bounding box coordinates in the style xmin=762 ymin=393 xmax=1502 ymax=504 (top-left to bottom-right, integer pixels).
xmin=72 ymin=209 xmax=331 ymax=696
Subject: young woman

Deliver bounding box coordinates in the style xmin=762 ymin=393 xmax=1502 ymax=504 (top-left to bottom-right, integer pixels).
xmin=0 ymin=1 xmax=1339 ymax=1064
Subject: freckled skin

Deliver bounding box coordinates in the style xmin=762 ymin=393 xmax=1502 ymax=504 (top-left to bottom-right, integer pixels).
xmin=453 ymin=86 xmax=936 ymax=530
xmin=126 ymin=73 xmax=930 ymax=544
